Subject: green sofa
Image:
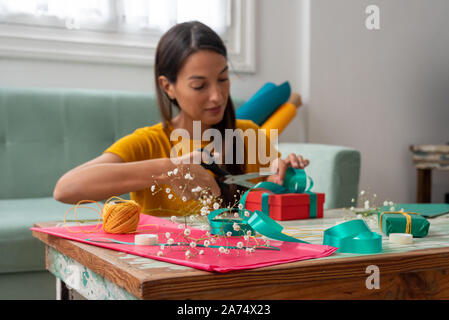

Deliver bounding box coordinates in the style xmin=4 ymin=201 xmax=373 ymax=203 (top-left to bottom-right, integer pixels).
xmin=0 ymin=87 xmax=360 ymax=299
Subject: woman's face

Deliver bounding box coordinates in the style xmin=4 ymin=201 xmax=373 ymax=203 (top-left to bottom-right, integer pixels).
xmin=160 ymin=50 xmax=230 ymax=127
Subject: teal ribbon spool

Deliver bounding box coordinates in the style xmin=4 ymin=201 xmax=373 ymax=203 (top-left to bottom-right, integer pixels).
xmin=323 ymin=219 xmax=382 ymax=254
xmin=208 ymin=168 xmax=315 ymax=244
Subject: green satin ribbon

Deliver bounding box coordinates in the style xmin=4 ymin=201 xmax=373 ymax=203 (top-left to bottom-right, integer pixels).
xmin=246 ymin=210 xmax=309 ymax=243
xmin=323 ymin=220 xmax=382 ymax=254
xmin=208 ymin=208 xmax=255 ymax=237
xmin=208 ymin=168 xmax=315 ymax=243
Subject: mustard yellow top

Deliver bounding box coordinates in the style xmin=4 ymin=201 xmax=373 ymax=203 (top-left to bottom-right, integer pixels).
xmin=104 ymin=119 xmax=279 ymax=216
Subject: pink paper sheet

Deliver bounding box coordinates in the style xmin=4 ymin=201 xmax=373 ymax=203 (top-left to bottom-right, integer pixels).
xmin=31 ymin=214 xmax=337 ymax=273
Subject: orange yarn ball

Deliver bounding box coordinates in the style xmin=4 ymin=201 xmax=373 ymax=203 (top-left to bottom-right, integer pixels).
xmin=102 ymin=199 xmax=141 ymax=234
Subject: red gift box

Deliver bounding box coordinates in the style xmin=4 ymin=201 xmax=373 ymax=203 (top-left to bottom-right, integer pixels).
xmin=244 ymin=191 xmax=325 ymax=221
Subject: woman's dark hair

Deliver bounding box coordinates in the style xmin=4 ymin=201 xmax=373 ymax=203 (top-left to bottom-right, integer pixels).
xmin=154 ymin=21 xmax=246 ymax=207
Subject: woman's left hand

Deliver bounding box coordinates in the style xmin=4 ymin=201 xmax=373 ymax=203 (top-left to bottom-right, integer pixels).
xmin=266 ymin=153 xmax=310 ymax=185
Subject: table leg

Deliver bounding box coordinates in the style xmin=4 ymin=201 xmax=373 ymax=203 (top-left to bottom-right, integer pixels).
xmin=56 ymin=278 xmax=71 ymax=300
xmin=417 ymin=168 xmax=431 ymax=203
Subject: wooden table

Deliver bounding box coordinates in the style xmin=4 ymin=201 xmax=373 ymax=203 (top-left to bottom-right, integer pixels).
xmin=33 ymin=209 xmax=449 ymax=300
xmin=410 ymin=144 xmax=449 ymax=203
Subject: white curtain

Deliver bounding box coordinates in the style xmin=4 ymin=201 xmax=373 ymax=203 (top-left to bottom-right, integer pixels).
xmin=0 ymin=0 xmax=111 ymax=29
xmin=123 ymin=0 xmax=229 ymax=33
xmin=0 ymin=0 xmax=230 ymax=33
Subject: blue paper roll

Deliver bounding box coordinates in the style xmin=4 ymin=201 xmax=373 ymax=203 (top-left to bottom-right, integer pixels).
xmin=236 ymin=81 xmax=291 ymax=126
xmin=246 ymin=82 xmax=276 ymax=102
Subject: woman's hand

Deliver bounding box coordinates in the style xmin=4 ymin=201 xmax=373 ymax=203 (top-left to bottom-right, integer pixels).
xmin=266 ymin=153 xmax=310 ymax=185
xmin=167 ymin=150 xmax=221 ymax=200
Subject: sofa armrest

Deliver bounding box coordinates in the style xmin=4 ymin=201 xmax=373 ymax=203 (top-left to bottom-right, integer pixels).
xmin=277 ymin=143 xmax=361 ymax=209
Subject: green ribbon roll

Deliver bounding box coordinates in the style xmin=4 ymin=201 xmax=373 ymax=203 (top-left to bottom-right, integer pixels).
xmin=323 ymin=220 xmax=382 ymax=254
xmin=208 ymin=168 xmax=316 ymax=244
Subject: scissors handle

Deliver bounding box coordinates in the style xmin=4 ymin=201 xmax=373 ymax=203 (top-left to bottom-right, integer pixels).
xmin=198 ymin=148 xmax=231 ymax=177
xmin=200 ymin=161 xmax=231 ymax=177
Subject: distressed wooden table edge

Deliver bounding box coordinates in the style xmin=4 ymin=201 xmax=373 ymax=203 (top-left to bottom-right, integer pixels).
xmin=33 ymin=229 xmax=148 ymax=299
xmin=33 ymin=216 xmax=449 ymax=300
xmin=46 ymin=245 xmax=139 ymax=300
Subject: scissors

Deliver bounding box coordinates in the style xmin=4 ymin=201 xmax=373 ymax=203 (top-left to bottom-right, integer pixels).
xmin=198 ymin=148 xmax=275 ymax=189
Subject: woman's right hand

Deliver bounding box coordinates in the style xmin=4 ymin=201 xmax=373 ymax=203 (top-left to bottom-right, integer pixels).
xmin=166 ymin=150 xmax=221 ymax=201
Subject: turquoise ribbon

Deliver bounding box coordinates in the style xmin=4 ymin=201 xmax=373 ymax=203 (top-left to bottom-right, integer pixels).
xmin=208 ymin=168 xmax=316 ymax=244
xmin=246 ymin=210 xmax=308 ymax=243
xmin=208 ymin=208 xmax=255 ymax=237
xmin=322 ymin=220 xmax=382 ymax=254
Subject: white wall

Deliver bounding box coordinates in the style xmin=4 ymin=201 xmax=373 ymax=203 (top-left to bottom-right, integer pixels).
xmin=5 ymin=0 xmax=445 ymax=205
xmin=0 ymin=0 xmax=307 ymax=143
xmin=308 ymin=0 xmax=449 ymax=204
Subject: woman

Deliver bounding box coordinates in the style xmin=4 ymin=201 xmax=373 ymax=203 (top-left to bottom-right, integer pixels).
xmin=53 ymin=21 xmax=309 ymax=216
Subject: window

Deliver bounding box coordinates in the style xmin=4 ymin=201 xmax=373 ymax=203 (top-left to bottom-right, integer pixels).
xmin=0 ymin=0 xmax=255 ymax=72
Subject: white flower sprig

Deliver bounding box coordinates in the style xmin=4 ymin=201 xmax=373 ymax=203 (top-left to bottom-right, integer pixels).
xmin=145 ymin=164 xmax=263 ymax=259
xmin=348 ymin=188 xmax=396 ymax=219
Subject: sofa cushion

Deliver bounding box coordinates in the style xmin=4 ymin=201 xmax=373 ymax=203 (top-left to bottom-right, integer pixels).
xmin=0 ymin=197 xmax=98 ymax=274
xmin=277 ymin=143 xmax=360 ymax=209
xmin=0 ymin=87 xmax=161 ymax=199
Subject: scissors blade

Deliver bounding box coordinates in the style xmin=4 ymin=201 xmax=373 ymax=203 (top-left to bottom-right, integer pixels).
xmin=231 ymin=180 xmax=257 ymax=189
xmin=223 ymin=171 xmax=276 ymax=185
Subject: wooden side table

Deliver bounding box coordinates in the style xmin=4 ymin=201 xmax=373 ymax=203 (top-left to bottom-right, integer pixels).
xmin=410 ymin=144 xmax=449 ymax=203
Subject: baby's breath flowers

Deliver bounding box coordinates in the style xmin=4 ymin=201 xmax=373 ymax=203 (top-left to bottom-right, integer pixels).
xmin=146 ymin=165 xmax=264 ymax=259
xmin=200 ymin=206 xmax=210 ymax=216
xmin=348 ymin=189 xmax=395 ymax=217
xmin=346 ymin=189 xmax=397 ymax=229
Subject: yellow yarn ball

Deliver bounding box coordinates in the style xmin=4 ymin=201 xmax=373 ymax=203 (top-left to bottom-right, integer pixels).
xmin=102 ymin=199 xmax=141 ymax=234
